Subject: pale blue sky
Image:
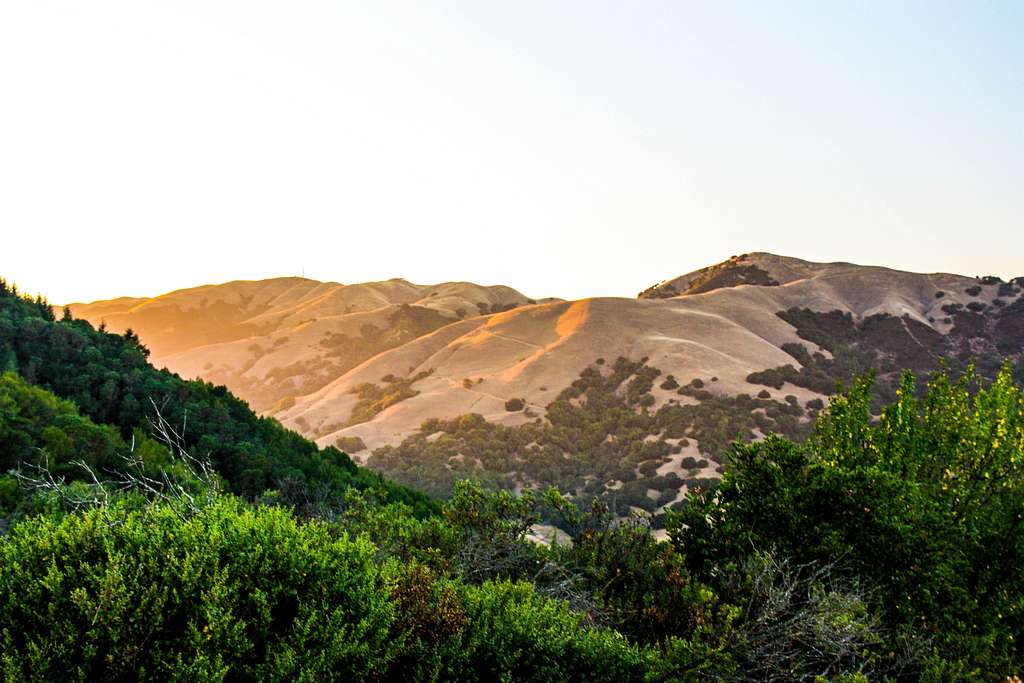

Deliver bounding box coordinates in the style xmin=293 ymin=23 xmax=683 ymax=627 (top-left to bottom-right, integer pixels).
xmin=2 ymin=1 xmax=1021 ymax=303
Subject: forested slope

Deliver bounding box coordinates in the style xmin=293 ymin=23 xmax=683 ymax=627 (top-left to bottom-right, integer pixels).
xmin=0 ymin=278 xmax=435 ymax=516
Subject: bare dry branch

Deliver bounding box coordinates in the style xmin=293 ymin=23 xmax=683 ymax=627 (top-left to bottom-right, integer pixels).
xmin=14 ymin=398 xmax=220 ymax=522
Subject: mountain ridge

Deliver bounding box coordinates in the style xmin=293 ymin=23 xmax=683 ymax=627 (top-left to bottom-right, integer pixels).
xmin=67 ymin=253 xmax=1024 ymax=510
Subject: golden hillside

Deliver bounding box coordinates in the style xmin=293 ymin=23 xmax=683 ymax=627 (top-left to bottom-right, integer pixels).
xmin=69 ymin=254 xmax=1024 ymax=512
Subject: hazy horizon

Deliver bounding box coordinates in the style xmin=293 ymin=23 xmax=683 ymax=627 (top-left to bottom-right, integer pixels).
xmin=3 ymin=1 xmax=1021 ymax=304
xmin=35 ymin=249 xmax=1024 ymax=307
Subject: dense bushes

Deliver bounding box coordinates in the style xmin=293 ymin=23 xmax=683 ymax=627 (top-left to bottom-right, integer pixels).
xmin=452 ymin=581 xmax=645 ymax=682
xmin=503 ymin=397 xmax=525 ymax=412
xmin=370 ymin=357 xmax=815 ymax=507
xmin=346 ymin=370 xmax=433 ymax=427
xmin=747 ymin=305 xmax=1024 ymax=411
xmin=0 ymin=497 xmax=654 ymax=681
xmin=4 ymin=359 xmax=1023 ymax=678
xmin=0 ymin=371 xmax=127 ymax=477
xmin=333 ymin=435 xmax=367 ymax=452
xmin=0 ymin=499 xmax=397 ymax=680
xmin=0 ymin=280 xmax=435 ymax=516
xmin=0 ymin=371 xmax=187 ymax=520
xmin=672 ymin=364 xmax=1024 ymax=677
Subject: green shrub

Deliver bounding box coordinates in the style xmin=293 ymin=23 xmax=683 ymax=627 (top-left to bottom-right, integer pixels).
xmin=671 ymin=365 xmax=1024 ymax=676
xmin=0 ymin=498 xmax=397 ymax=680
xmin=334 ymin=435 xmax=367 ymax=452
xmin=347 ymin=370 xmax=433 ymax=427
xmin=659 ymin=376 xmax=680 ymax=391
xmin=504 ymin=398 xmax=525 ymax=412
xmin=1 ymin=491 xmax=663 ymax=681
xmin=451 ymin=581 xmax=646 ymax=682
xmin=638 ymin=460 xmax=659 ymax=477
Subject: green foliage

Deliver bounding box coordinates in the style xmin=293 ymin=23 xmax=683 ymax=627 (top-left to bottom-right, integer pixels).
xmin=346 ymin=369 xmax=434 ymax=427
xmin=503 ymin=397 xmax=525 ymax=412
xmin=0 ymin=371 xmax=127 ymax=477
xmin=546 ymin=495 xmax=725 ymax=649
xmin=0 ymin=498 xmax=397 ymax=680
xmin=0 ymin=495 xmax=658 ymax=682
xmin=450 ymin=580 xmax=646 ymax=682
xmin=442 ymin=481 xmax=541 ymax=581
xmin=747 ymin=305 xmax=1024 ymax=408
xmin=12 ymin=352 xmax=1020 ymax=681
xmin=320 ymin=481 xmax=737 ymax=677
xmin=333 ymin=435 xmax=366 ymax=452
xmin=0 ymin=475 xmax=23 ymax=528
xmin=370 ymin=357 xmax=813 ymax=509
xmin=0 ymin=372 xmax=189 ymax=522
xmin=0 ymin=281 xmax=436 ymax=517
xmin=671 ymin=364 xmax=1024 ymax=677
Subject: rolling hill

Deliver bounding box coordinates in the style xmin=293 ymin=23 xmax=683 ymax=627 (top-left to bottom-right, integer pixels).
xmin=69 ymin=254 xmax=1024 ymax=513
xmin=68 ymin=277 xmax=553 ymax=412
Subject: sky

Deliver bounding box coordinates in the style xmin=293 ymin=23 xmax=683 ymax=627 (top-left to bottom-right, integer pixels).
xmin=1 ymin=1 xmax=1021 ymax=304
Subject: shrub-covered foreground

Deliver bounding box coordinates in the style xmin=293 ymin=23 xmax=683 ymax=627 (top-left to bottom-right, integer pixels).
xmin=673 ymin=366 xmax=1024 ymax=678
xmin=1 ymin=274 xmax=1022 ymax=680
xmin=0 ymin=498 xmax=650 ymax=682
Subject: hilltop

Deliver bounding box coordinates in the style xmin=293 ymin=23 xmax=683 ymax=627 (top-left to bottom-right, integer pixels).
xmin=68 ymin=277 xmax=555 ymax=412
